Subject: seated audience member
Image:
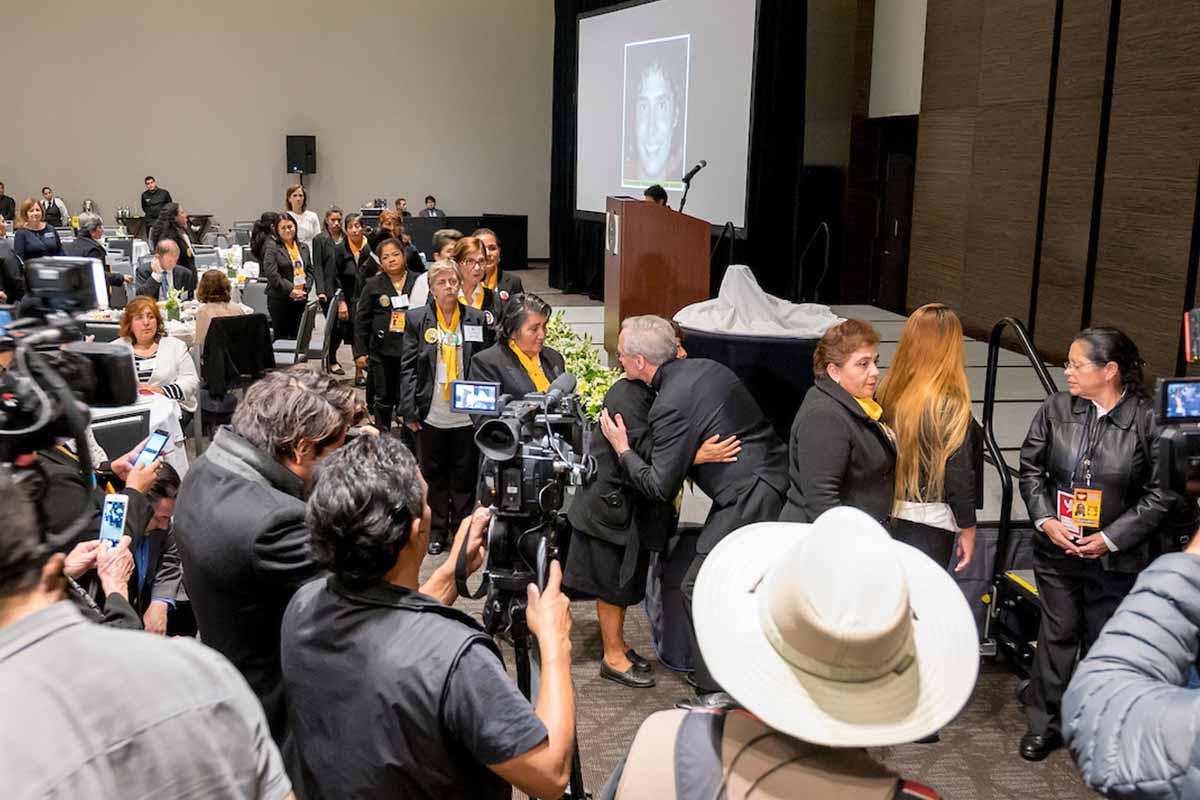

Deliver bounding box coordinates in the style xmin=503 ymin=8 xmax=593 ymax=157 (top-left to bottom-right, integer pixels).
xmin=399 ymin=260 xmax=490 ymax=554
xmin=395 ymin=196 xmax=412 ymax=217
xmin=140 ymin=175 xmax=172 ymax=225
xmin=260 ymin=214 xmax=314 ymax=341
xmin=779 ymin=319 xmax=895 ymax=524
xmin=469 ymin=293 xmax=565 ymax=403
xmin=876 ymin=304 xmax=981 ymax=572
xmin=195 ymin=269 xmax=250 ymax=356
xmin=120 ymin=296 xmax=199 ymax=417
xmin=420 ymin=194 xmax=445 ymax=217
xmin=473 ymin=227 xmax=524 ymax=301
xmin=0 ymin=180 xmax=15 ymax=222
xmin=0 ymin=215 xmax=25 ymax=303
xmin=249 ymin=211 xmax=281 ymax=264
xmin=149 ymin=202 xmax=196 ymax=272
xmin=135 ymin=239 xmax=196 ymax=300
xmin=0 ymin=472 xmax=295 ymax=799
xmin=66 ymin=212 xmax=130 ymax=293
xmin=598 ymin=314 xmax=788 ymax=697
xmin=65 ymin=461 xmax=183 ymax=634
xmin=354 ymin=238 xmax=419 ymax=432
xmin=601 ymin=508 xmax=977 ymax=800
xmin=39 ymin=185 xmax=69 ymax=228
xmin=174 ymin=368 xmax=358 ymax=747
xmin=284 ymin=183 xmax=321 ymax=248
xmin=14 ymin=197 xmax=64 ymax=262
xmin=408 ymin=228 xmax=463 ymax=307
xmin=642 ymin=184 xmax=668 ymax=206
xmin=333 ymin=211 xmax=372 ymax=386
xmin=454 ymin=235 xmax=498 ymax=321
xmin=1018 ymin=327 xmax=1167 ymax=762
xmin=1064 ymin=532 xmax=1200 ymax=799
xmin=282 ymin=436 xmax=576 ymax=800
xmin=566 ymin=367 xmax=739 ymax=689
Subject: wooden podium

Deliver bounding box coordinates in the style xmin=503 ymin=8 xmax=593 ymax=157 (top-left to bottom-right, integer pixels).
xmin=603 ymin=196 xmax=710 ymax=354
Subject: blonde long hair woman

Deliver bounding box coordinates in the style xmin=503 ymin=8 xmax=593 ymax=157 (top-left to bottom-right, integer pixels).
xmin=876 ymin=304 xmax=981 ymax=572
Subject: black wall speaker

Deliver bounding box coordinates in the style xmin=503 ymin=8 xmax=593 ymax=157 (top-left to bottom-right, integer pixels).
xmin=286 ymin=135 xmax=317 ymax=175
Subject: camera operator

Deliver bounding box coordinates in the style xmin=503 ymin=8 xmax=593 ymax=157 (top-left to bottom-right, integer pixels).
xmin=1063 ymin=531 xmax=1200 ymax=798
xmin=598 ymin=315 xmax=788 ymax=698
xmin=0 ymin=471 xmax=295 ymax=799
xmin=281 ymin=435 xmax=576 ymax=800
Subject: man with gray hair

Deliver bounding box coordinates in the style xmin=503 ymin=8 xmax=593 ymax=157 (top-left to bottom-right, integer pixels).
xmin=134 ymin=237 xmax=195 ymax=300
xmin=600 ymin=314 xmax=788 ymax=698
xmin=66 ymin=212 xmax=131 ymax=295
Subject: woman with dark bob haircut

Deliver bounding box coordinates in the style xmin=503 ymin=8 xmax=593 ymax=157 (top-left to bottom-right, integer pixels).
xmin=779 ymin=318 xmax=896 ymax=523
xmin=467 ymin=293 xmax=566 ymax=402
xmin=1016 ymin=327 xmax=1177 ymax=762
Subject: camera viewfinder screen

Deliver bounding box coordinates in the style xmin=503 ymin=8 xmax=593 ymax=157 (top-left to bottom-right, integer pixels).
xmin=451 ymin=381 xmax=499 ymax=414
xmin=1165 ymin=380 xmax=1200 ymax=420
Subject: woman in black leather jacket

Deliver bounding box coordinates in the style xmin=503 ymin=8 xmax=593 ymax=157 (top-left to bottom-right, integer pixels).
xmin=1017 ymin=327 xmax=1170 ymax=762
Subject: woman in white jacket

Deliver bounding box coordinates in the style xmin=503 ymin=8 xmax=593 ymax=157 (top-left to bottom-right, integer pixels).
xmin=285 ymin=184 xmax=321 ymax=247
xmin=119 ymin=296 xmax=199 ymax=415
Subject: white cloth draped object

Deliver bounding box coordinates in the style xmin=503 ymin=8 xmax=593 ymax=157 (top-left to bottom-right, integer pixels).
xmin=673 ymin=265 xmax=842 ymax=338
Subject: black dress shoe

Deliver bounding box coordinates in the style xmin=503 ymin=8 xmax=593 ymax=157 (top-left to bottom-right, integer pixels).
xmin=601 ymin=660 xmax=656 ymax=688
xmin=675 ymin=691 xmax=738 ymax=711
xmin=1019 ymin=730 xmax=1063 ymax=761
xmin=625 ymin=649 xmax=653 ymax=674
xmin=427 ymin=540 xmax=445 ymax=556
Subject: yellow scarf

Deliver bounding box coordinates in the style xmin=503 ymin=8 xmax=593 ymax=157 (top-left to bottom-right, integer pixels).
xmin=348 ymin=236 xmax=365 ymax=259
xmin=437 ymin=303 xmax=461 ymax=400
xmin=854 ymin=396 xmax=883 ymax=421
xmin=508 ymin=341 xmax=550 ymax=392
xmin=285 ymin=241 xmax=302 ymax=276
xmin=483 ymin=271 xmax=498 ymax=291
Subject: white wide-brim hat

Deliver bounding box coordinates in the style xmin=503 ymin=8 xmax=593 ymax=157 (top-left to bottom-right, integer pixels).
xmin=694 ymin=506 xmax=979 ymax=747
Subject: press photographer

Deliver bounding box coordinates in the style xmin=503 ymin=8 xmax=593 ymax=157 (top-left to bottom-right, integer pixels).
xmin=280 ymin=435 xmax=576 ymax=800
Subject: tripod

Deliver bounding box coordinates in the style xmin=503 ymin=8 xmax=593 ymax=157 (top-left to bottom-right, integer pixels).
xmin=484 ymin=570 xmax=588 ymax=800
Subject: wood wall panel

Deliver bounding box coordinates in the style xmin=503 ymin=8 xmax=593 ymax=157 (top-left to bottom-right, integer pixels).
xmin=920 ymin=2 xmax=983 ymax=112
xmin=1090 ymin=0 xmax=1200 ymax=378
xmin=907 ymin=109 xmax=976 ymax=311
xmin=1032 ymin=0 xmax=1109 ymax=358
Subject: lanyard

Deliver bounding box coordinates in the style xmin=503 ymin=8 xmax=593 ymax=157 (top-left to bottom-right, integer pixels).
xmin=1070 ymin=407 xmax=1103 ymax=487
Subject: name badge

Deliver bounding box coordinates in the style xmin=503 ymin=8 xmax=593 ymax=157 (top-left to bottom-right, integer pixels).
xmin=1056 ymin=490 xmax=1082 ymax=533
xmin=436 ymin=360 xmax=448 ymax=384
xmin=1072 ymin=488 xmax=1103 ymax=528
xmin=464 ymin=325 xmax=484 ymax=343
xmin=389 ymin=312 xmax=405 ymax=333
xmin=293 ymin=271 xmax=305 ymax=287
xmin=390 ymin=294 xmax=409 ymax=309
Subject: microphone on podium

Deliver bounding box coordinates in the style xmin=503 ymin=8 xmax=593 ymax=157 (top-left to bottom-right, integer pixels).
xmin=682 ymin=159 xmax=708 ymax=183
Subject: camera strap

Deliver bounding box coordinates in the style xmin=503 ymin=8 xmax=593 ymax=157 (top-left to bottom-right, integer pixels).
xmin=455 ymin=532 xmax=489 ymax=601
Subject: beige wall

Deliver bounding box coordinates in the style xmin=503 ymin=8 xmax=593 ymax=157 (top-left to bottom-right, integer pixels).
xmin=3 ymin=0 xmax=555 ymax=257
xmin=868 ymin=0 xmax=926 ymax=118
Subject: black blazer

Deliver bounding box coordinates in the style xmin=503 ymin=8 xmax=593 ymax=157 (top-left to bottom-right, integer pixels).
xmin=353 ymin=270 xmax=420 ymax=360
xmin=467 ymin=341 xmax=566 ymax=400
xmin=779 ymin=378 xmax=897 ymax=524
xmin=463 ymin=285 xmax=501 ymax=326
xmin=568 ymin=378 xmax=675 ymax=554
xmin=64 ymin=237 xmax=123 ymax=289
xmin=309 ymin=231 xmax=342 ymax=297
xmin=398 ymin=302 xmax=491 ymax=422
xmin=617 ymin=358 xmax=789 ymax=550
xmin=1020 ymin=391 xmax=1170 ymax=573
xmin=135 ymin=263 xmax=195 ymax=300
xmin=333 ymin=236 xmax=374 ymax=305
xmin=494 ymin=272 xmax=524 ymax=300
xmin=259 ymin=239 xmax=315 ymax=301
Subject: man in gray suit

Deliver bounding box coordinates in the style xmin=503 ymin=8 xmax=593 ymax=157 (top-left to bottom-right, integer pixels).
xmin=419 ymin=194 xmax=445 ymax=218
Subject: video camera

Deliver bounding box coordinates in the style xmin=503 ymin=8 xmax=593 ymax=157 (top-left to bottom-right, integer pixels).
xmin=1 ymin=257 xmax=138 ymax=549
xmin=451 ymin=373 xmax=596 ymax=635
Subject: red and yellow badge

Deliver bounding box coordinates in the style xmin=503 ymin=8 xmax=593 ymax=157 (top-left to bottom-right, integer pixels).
xmin=499 ymin=290 xmax=510 ymax=301
xmin=1072 ymin=488 xmax=1103 ymax=528
xmin=389 ymin=312 xmax=405 ymax=333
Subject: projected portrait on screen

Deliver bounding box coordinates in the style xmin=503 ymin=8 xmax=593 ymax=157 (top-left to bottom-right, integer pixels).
xmin=622 ymin=34 xmax=689 ymax=190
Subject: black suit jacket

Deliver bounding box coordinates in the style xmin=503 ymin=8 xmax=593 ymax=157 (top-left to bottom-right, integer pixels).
xmin=618 ymin=358 xmax=789 ymax=541
xmin=309 ymin=231 xmax=341 ymax=297
xmin=0 ymin=239 xmax=24 ymax=302
xmin=259 ymin=239 xmax=315 ymax=301
xmin=467 ymin=341 xmax=566 ymax=399
xmin=135 ymin=263 xmax=195 ymax=300
xmin=398 ymin=302 xmax=491 ymax=422
xmin=333 ymin=236 xmax=374 ymax=304
xmin=568 ymin=378 xmax=675 ymax=554
xmin=495 ymin=272 xmax=524 ymax=300
xmin=0 ymin=194 xmax=15 ymax=223
xmin=353 ymin=270 xmax=420 ymax=360
xmin=778 ymin=378 xmax=897 ymax=524
xmin=64 ymin=237 xmax=123 ymax=288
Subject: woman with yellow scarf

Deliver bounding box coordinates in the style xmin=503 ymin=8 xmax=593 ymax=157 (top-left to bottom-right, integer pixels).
xmin=468 ymin=292 xmax=566 ymax=403
xmin=259 ymin=215 xmax=314 ymax=340
xmin=353 ymin=238 xmax=419 ymax=433
xmin=398 ymin=260 xmax=492 ymax=554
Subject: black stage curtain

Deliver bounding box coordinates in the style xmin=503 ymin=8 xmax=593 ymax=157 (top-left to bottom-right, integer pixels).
xmin=549 ymin=0 xmax=808 ymax=301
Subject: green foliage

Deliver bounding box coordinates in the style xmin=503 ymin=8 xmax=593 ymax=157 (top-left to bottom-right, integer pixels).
xmin=544 ymin=311 xmax=621 ymax=422
xmin=164 ymin=287 xmax=182 ymax=322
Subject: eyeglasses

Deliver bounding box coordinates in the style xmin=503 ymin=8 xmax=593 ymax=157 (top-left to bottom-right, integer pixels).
xmin=462 ymin=258 xmax=486 ymax=267
xmin=1062 ymin=361 xmax=1098 ymax=373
